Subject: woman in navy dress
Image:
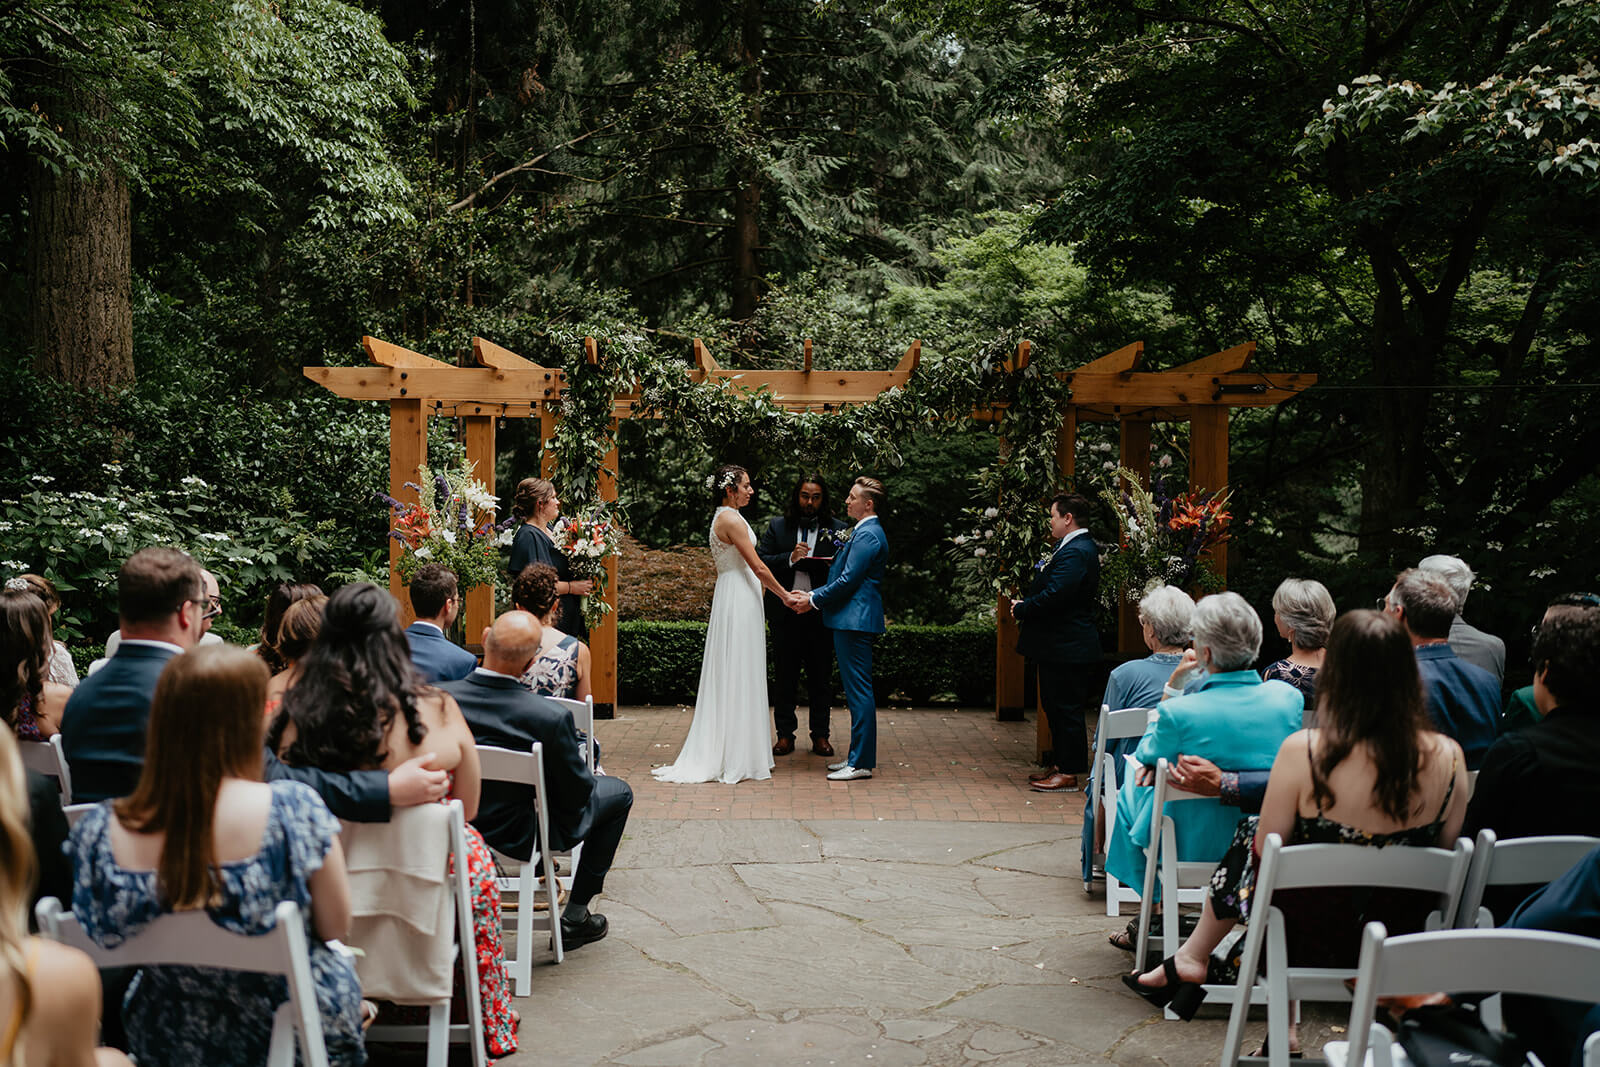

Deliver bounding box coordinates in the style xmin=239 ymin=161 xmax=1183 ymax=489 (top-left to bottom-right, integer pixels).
xmin=509 ymin=477 xmax=592 ymax=640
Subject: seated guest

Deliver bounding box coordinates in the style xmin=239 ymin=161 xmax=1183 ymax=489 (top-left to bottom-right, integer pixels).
xmin=1418 ymin=553 xmax=1506 ymax=684
xmin=442 ymin=611 xmax=632 ymax=951
xmin=1384 ymin=568 xmax=1500 ymax=769
xmin=404 ymin=564 xmax=477 ymax=683
xmin=1 ymin=583 xmax=71 ymax=739
xmin=1263 ymin=578 xmax=1334 ymax=717
xmin=264 ymin=595 xmax=327 ymax=718
xmin=1084 ymin=584 xmax=1193 ymax=908
xmin=269 ymin=583 xmax=516 ymax=1058
xmin=0 ymin=729 xmax=130 ymax=1066
xmin=254 ymin=581 xmax=324 ymax=673
xmin=1499 ymin=591 xmax=1600 ymax=733
xmin=66 ymin=645 xmax=365 ymax=1065
xmin=62 ymin=548 xmax=207 ymax=802
xmin=1503 ymin=845 xmax=1600 ymax=1067
xmin=511 ymin=564 xmax=592 ymax=701
xmin=17 ymin=573 xmax=78 ymax=687
xmin=1104 ymin=591 xmax=1301 ymax=923
xmin=1465 ymin=605 xmax=1600 ymax=843
xmin=1126 ymin=610 xmax=1467 ymax=1056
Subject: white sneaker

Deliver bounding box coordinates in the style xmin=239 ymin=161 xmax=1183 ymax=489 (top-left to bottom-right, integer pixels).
xmin=827 ymin=760 xmax=850 ymax=772
xmin=826 ymin=766 xmax=872 ymax=781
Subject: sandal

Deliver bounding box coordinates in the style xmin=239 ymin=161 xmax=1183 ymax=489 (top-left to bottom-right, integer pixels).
xmin=1122 ymin=957 xmax=1206 ymax=1020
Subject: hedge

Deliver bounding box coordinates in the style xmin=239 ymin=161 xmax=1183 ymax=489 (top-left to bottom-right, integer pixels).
xmin=618 ymin=620 xmax=996 ymax=707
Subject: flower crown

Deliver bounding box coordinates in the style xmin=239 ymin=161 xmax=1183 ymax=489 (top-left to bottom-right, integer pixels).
xmin=704 ymin=471 xmax=740 ymax=492
xmin=3 ymin=577 xmax=28 ymax=592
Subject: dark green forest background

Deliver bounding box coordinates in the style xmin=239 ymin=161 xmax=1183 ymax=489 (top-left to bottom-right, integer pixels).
xmin=1 ymin=0 xmax=1595 ymax=667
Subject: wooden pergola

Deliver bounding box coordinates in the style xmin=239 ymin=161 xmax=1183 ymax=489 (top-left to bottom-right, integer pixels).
xmin=304 ymin=334 xmax=1312 ymax=739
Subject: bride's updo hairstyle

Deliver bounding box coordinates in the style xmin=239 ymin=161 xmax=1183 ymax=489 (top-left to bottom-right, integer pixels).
xmin=269 ymin=582 xmax=427 ymax=773
xmin=512 ymin=477 xmax=557 ymax=521
xmin=707 ymin=464 xmax=747 ymax=513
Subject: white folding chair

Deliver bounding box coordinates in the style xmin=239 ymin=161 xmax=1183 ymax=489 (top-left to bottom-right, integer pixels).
xmin=19 ymin=735 xmax=72 ymax=805
xmin=549 ymin=694 xmax=597 ymax=772
xmin=1457 ymin=829 xmax=1600 ymax=928
xmin=34 ymin=896 xmax=330 ymax=1067
xmin=63 ymin=802 xmax=96 ymax=828
xmin=1220 ymin=833 xmax=1474 ymax=1067
xmin=477 ymin=742 xmax=565 ymax=994
xmin=1325 ymin=923 xmax=1600 ymax=1067
xmin=1097 ymin=706 xmax=1156 ymax=913
xmin=355 ymin=800 xmax=488 ymax=1067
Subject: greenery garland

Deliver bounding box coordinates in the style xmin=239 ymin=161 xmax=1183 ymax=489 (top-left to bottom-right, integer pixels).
xmin=541 ymin=328 xmax=1073 ymax=598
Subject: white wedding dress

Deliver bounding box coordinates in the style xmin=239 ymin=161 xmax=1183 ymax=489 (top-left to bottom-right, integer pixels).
xmin=651 ymin=507 xmax=774 ymax=784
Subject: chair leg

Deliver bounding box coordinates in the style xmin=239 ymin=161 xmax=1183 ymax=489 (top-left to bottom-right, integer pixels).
xmin=514 ymin=859 xmax=534 ymax=993
xmin=266 ymin=1003 xmax=295 ymax=1067
xmin=427 ymin=1001 xmax=449 ymax=1067
xmin=1265 ymin=911 xmax=1291 ymax=1067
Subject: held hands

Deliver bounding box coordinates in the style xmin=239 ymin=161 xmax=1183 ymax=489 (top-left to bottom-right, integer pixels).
xmin=1168 ymin=755 xmax=1222 ymax=796
xmin=785 ymin=590 xmax=813 ymax=613
xmin=390 ymin=753 xmax=449 ymax=807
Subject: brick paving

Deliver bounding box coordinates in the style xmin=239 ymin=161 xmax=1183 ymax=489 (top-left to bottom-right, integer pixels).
xmin=601 ymin=704 xmax=1089 ymax=824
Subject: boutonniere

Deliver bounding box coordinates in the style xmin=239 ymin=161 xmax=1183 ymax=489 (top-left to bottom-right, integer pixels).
xmin=1032 ymin=554 xmax=1052 ymax=572
xmin=832 ymin=528 xmax=854 ymax=546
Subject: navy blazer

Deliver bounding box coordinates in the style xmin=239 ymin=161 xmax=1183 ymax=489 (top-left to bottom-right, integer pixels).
xmin=60 ymin=642 xmax=178 ymax=803
xmin=756 ymin=512 xmax=845 ymax=613
xmin=810 ymin=519 xmax=887 ymax=634
xmin=262 ymin=748 xmax=389 ymax=823
xmin=1415 ymin=644 xmax=1500 ymax=770
xmin=406 ymin=622 xmax=478 ymax=684
xmin=1013 ymin=533 xmax=1101 ymax=664
xmin=440 ymin=672 xmax=597 ymax=860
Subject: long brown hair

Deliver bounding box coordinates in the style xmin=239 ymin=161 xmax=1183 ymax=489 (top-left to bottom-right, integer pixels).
xmin=0 ymin=589 xmax=51 ymax=727
xmin=1309 ymin=610 xmax=1432 ymax=822
xmin=114 ymin=645 xmax=269 ymax=910
xmin=0 ymin=727 xmax=36 ymax=1037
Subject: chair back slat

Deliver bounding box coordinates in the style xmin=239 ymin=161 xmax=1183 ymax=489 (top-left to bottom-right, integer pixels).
xmin=1458 ymin=829 xmax=1600 ymax=927
xmin=1101 ymin=706 xmax=1155 ymax=741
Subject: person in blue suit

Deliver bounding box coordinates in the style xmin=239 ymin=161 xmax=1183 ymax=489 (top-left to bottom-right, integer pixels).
xmin=1504 ymin=845 xmax=1600 ymax=1067
xmin=792 ymin=476 xmax=888 ymax=781
xmin=1384 ymin=568 xmax=1500 ymax=769
xmin=1008 ymin=493 xmax=1102 ymax=793
xmin=404 ymin=563 xmax=478 ymax=683
xmin=1104 ymin=591 xmax=1303 ymax=901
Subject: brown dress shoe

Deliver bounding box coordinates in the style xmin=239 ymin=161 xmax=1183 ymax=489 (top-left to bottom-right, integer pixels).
xmin=772 ymin=736 xmax=795 ymax=756
xmin=1028 ymin=772 xmax=1078 ymax=792
xmin=1027 ymin=766 xmax=1060 ymax=783
xmin=811 ymin=736 xmax=835 ymax=757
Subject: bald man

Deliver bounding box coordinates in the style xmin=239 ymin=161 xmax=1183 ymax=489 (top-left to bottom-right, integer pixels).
xmin=439 ymin=611 xmax=633 ymax=949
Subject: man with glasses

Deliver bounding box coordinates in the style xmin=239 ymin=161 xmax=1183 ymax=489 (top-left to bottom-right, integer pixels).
xmin=405 ymin=563 xmax=479 ymax=683
xmin=61 ymin=547 xmax=208 ymax=802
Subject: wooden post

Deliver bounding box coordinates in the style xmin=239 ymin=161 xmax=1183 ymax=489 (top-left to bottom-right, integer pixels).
xmin=389 ymin=399 xmax=427 ymax=627
xmin=463 ymin=414 xmax=496 ymax=646
xmin=1189 ymin=405 xmax=1229 ymax=582
xmin=1116 ymin=419 xmax=1153 ymax=654
xmin=592 ymin=421 xmax=620 ymax=718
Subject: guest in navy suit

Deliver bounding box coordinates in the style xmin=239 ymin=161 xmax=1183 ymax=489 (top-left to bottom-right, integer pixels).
xmin=404 ymin=563 xmax=478 ymax=683
xmin=1505 ymin=845 xmax=1600 ymax=1066
xmin=792 ymin=477 xmax=888 ymax=781
xmin=1384 ymin=568 xmax=1500 ymax=769
xmin=756 ymin=475 xmax=845 ymax=757
xmin=61 ymin=547 xmax=208 ymax=803
xmin=1008 ymin=493 xmax=1101 ymax=792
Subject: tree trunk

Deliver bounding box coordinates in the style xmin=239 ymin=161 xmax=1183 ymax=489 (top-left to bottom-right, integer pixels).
xmin=729 ymin=0 xmax=763 ymax=323
xmin=1356 ymin=251 xmax=1429 ymax=555
xmin=27 ymin=86 xmax=134 ymax=392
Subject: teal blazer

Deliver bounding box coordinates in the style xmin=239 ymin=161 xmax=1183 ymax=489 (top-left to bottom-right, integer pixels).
xmin=1105 ymin=670 xmax=1303 ymax=890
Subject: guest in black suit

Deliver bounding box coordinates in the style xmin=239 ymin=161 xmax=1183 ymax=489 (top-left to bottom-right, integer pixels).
xmin=60 ymin=548 xmax=208 ymax=803
xmin=1006 ymin=493 xmax=1101 ymax=792
xmin=756 ymin=476 xmax=845 ymax=757
xmin=442 ymin=611 xmax=632 ymax=949
xmin=404 ymin=563 xmax=478 ymax=683
xmin=507 ymin=477 xmax=593 ymax=640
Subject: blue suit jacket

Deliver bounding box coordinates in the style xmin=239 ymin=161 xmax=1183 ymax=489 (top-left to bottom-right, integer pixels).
xmin=810 ymin=518 xmax=887 ymax=634
xmin=406 ymin=622 xmax=478 ymax=684
xmin=1013 ymin=532 xmax=1100 ymax=664
xmin=61 ymin=643 xmax=177 ymax=803
xmin=1415 ymin=643 xmax=1500 ymax=770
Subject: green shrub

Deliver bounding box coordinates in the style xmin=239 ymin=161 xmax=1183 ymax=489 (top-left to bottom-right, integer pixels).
xmin=618 ymin=620 xmax=996 ymax=707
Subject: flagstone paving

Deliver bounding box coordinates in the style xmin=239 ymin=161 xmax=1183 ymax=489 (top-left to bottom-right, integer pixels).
xmin=461 ymin=707 xmax=1344 ymax=1065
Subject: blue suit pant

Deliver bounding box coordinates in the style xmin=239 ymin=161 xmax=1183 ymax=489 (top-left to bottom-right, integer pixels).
xmin=833 ymin=629 xmax=877 ymax=769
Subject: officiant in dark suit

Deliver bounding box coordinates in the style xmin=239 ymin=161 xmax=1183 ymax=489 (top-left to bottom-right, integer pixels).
xmin=757 ymin=476 xmax=846 ymax=757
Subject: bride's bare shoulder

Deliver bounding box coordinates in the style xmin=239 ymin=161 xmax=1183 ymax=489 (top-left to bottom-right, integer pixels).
xmin=712 ymin=507 xmax=740 ymax=542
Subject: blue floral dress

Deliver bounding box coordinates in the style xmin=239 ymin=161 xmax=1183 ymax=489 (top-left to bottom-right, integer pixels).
xmin=520 ymin=634 xmax=580 ymax=699
xmin=65 ymin=781 xmax=366 ymax=1066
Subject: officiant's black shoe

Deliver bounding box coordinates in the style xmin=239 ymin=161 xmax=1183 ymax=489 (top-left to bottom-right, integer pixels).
xmin=811 ymin=736 xmax=834 ymax=757
xmin=561 ymin=911 xmax=609 ymax=949
xmin=773 ymin=736 xmax=795 ymax=756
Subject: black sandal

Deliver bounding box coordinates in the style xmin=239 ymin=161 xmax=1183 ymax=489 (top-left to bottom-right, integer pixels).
xmin=1122 ymin=957 xmax=1207 ymax=1021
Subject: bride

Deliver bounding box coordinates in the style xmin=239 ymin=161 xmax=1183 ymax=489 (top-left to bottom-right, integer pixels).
xmin=653 ymin=465 xmax=789 ymax=785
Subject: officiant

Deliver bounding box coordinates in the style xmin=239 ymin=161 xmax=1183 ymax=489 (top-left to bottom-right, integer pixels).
xmin=758 ymin=476 xmax=846 ymax=757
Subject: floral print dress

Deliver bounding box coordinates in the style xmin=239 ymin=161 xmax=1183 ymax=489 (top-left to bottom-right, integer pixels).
xmin=65 ymin=782 xmax=367 ymax=1066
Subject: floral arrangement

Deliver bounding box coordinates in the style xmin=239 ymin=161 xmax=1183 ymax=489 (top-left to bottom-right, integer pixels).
xmin=378 ymin=460 xmax=511 ymax=592
xmin=550 ymin=503 xmax=624 ymax=630
xmin=946 ymin=503 xmax=1051 ymax=600
xmin=1097 ymin=466 xmax=1230 ymax=608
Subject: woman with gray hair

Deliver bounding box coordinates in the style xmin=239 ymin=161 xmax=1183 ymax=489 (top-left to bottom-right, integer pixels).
xmin=1103 ymin=591 xmax=1303 ymax=948
xmin=1264 ymin=578 xmax=1335 ymax=717
xmin=1087 ymin=585 xmax=1194 ymax=910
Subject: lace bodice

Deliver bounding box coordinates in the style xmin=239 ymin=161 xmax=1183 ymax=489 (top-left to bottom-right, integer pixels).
xmin=709 ymin=507 xmax=754 ymax=574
